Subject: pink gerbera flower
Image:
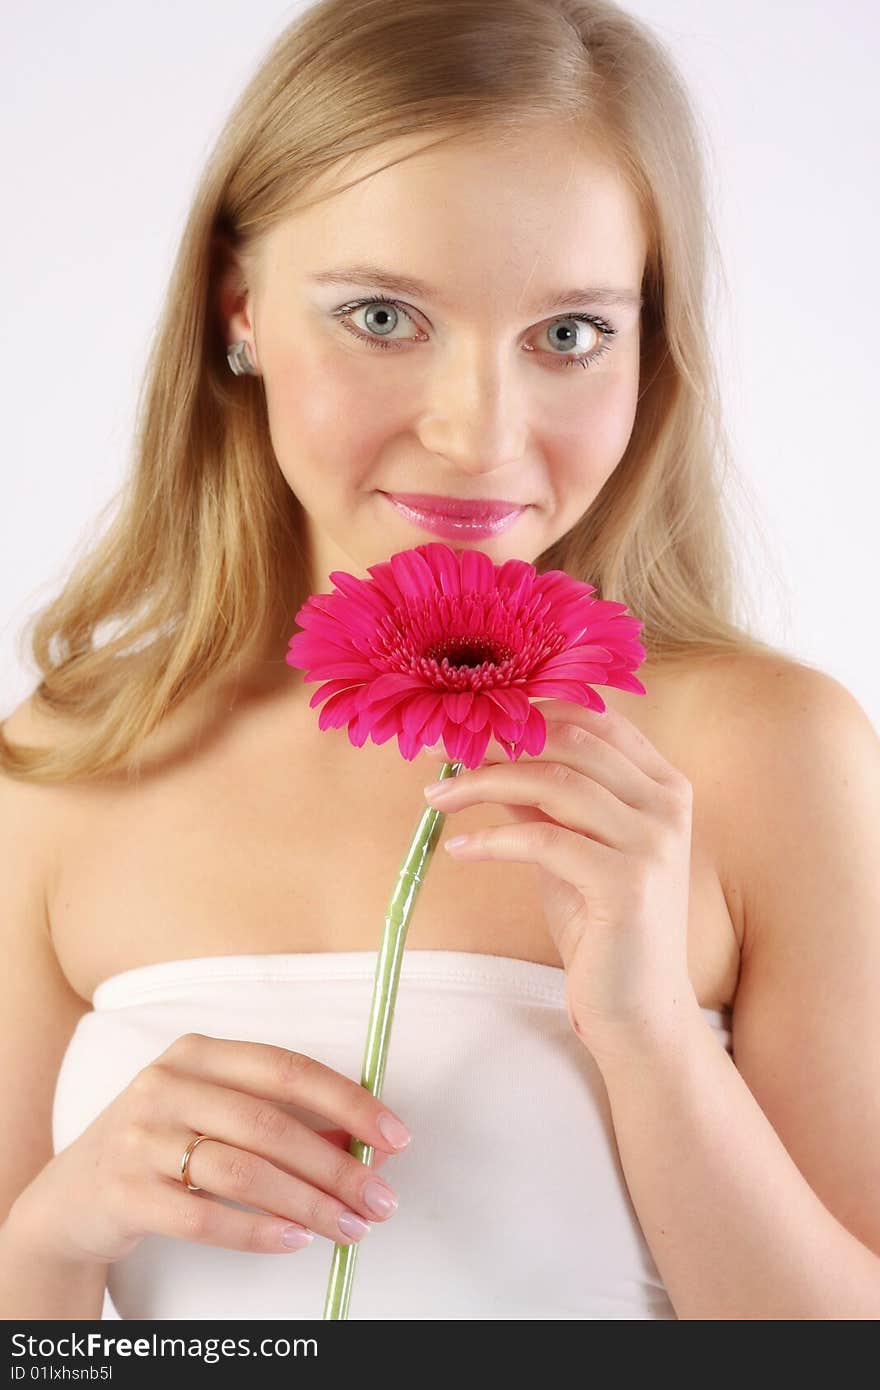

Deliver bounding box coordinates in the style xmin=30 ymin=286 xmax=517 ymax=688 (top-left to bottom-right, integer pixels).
xmin=286 ymin=542 xmax=646 ymax=768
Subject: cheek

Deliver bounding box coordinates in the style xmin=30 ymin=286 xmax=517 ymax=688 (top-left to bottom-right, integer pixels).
xmin=262 ymin=348 xmax=400 ymax=484
xmin=590 ymin=371 xmax=640 ymax=460
xmin=545 ymin=368 xmax=639 ymax=476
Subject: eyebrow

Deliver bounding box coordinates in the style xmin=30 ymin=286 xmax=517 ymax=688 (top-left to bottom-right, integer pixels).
xmin=308 ymin=264 xmax=644 ymax=312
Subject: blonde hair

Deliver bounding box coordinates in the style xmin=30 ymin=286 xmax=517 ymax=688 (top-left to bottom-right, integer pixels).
xmin=2 ymin=0 xmax=790 ymax=785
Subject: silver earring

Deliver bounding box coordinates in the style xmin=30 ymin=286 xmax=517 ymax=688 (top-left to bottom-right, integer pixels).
xmin=227 ymin=340 xmax=259 ymax=375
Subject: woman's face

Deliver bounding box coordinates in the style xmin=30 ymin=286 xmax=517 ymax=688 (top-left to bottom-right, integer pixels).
xmin=223 ymin=123 xmax=647 ymax=602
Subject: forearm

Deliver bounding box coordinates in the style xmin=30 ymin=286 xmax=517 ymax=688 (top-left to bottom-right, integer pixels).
xmin=0 ymin=1199 xmax=107 ymax=1320
xmin=593 ymin=1004 xmax=880 ymax=1319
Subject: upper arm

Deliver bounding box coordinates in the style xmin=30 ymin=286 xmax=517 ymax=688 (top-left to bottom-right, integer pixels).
xmin=724 ymin=659 xmax=880 ymax=1257
xmin=0 ymin=697 xmax=91 ymax=1226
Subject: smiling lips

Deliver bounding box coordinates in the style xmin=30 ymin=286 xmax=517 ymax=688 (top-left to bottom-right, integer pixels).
xmin=382 ymin=491 xmax=527 ymax=539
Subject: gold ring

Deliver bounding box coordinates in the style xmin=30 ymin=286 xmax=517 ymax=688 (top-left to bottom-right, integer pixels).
xmin=180 ymin=1134 xmax=212 ymax=1192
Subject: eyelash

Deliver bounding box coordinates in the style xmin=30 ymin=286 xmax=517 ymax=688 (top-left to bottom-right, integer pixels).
xmin=331 ymin=295 xmax=617 ymax=370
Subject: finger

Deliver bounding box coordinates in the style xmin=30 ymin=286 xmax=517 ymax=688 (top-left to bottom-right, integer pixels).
xmin=532 ymin=699 xmax=676 ymax=785
xmin=430 ymin=723 xmax=658 ymax=814
xmin=319 ymin=1126 xmax=392 ymax=1169
xmin=126 ymin=1172 xmax=316 ymax=1255
xmin=428 ymin=762 xmax=635 ymax=846
xmin=543 ymin=718 xmax=663 ymax=808
xmin=152 ymin=1127 xmax=386 ymax=1247
xmin=155 ymin=1034 xmax=412 ymax=1154
xmin=444 ymin=818 xmax=620 ymax=892
xmin=147 ymin=1074 xmax=400 ymax=1241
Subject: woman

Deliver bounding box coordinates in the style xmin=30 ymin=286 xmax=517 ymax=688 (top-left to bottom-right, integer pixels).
xmin=1 ymin=0 xmax=878 ymax=1320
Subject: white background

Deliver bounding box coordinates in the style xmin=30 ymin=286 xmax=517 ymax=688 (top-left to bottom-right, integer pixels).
xmin=1 ymin=1 xmax=877 ymax=726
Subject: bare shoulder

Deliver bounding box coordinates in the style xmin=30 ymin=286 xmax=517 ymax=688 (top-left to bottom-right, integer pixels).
xmin=700 ymin=656 xmax=880 ymax=1265
xmin=697 ymin=647 xmax=860 ymax=706
xmin=0 ymin=691 xmax=69 ymax=797
xmin=0 ymin=696 xmax=94 ymax=1219
xmin=689 ymin=648 xmax=877 ymax=939
xmin=675 ymin=647 xmax=865 ymax=749
xmin=0 ymin=690 xmax=91 ymax=952
xmin=690 ymin=648 xmax=872 ymax=753
xmin=0 ymin=690 xmax=78 ymax=911
xmin=0 ymin=663 xmax=242 ymax=779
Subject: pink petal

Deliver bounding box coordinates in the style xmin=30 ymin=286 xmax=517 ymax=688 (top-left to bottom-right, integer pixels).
xmin=286 ymin=542 xmax=647 ymax=761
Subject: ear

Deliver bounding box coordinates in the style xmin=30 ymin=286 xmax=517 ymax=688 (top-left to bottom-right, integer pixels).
xmin=211 ymin=231 xmax=258 ymax=361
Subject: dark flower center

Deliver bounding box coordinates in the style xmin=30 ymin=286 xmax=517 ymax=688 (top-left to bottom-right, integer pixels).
xmin=423 ymin=634 xmax=515 ymax=668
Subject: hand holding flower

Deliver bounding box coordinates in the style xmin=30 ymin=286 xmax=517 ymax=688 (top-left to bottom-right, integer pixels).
xmin=423 ymin=698 xmax=697 ymax=1064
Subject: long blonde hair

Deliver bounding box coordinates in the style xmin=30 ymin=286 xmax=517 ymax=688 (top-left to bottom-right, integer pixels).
xmin=2 ymin=0 xmax=789 ymax=784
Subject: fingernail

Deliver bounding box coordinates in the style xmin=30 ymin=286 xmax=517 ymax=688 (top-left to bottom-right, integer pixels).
xmin=338 ymin=1211 xmax=372 ymax=1240
xmin=423 ymin=780 xmax=452 ymax=798
xmin=281 ymin=1226 xmax=314 ymax=1249
xmin=378 ymin=1113 xmax=412 ymax=1148
xmin=363 ymin=1179 xmax=398 ymax=1216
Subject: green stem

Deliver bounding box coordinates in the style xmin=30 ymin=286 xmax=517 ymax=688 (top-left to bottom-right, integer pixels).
xmin=321 ymin=757 xmax=464 ymax=1319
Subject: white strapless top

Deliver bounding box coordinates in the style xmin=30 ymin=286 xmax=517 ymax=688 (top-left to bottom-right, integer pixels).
xmin=52 ymin=950 xmax=733 ymax=1321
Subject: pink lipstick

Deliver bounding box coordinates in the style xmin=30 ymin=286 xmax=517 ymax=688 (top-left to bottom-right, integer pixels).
xmin=381 ymin=491 xmax=527 ymax=540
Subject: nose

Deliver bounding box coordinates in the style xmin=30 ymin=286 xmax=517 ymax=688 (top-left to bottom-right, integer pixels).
xmin=415 ymin=339 xmax=528 ymax=477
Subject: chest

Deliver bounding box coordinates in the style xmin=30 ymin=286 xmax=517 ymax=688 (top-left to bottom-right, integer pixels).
xmin=48 ymin=694 xmax=744 ymax=1011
